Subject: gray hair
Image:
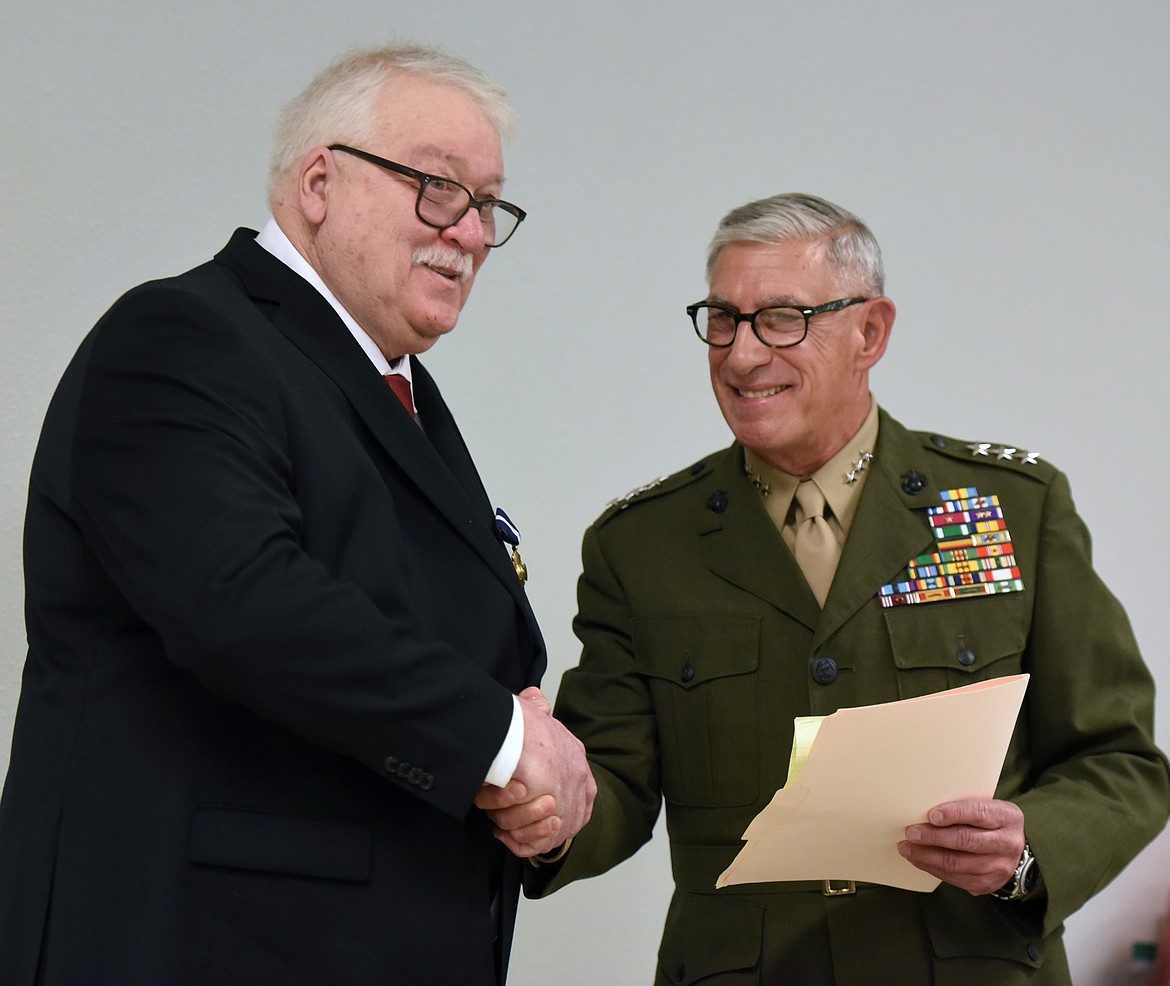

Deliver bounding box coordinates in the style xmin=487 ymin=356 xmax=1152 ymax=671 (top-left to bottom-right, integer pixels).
xmin=706 ymin=192 xmax=885 ymax=295
xmin=267 ymin=43 xmax=516 ymax=203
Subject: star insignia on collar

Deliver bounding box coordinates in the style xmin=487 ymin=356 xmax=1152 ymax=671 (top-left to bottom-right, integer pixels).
xmin=845 ymin=450 xmax=873 ymax=485
xmin=744 ymin=462 xmax=770 ymax=497
xmin=967 ymin=442 xmax=992 ymax=457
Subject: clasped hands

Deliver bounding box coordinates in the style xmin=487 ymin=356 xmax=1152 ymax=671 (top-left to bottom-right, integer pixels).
xmin=475 ymin=687 xmax=597 ymax=858
xmin=899 ymin=798 xmax=1027 ymax=896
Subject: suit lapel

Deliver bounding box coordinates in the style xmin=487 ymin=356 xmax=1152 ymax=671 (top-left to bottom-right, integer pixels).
xmin=411 ymin=360 xmax=492 ymax=514
xmin=213 ymin=230 xmax=531 ymax=612
xmin=815 ymin=410 xmax=937 ymax=646
xmin=410 ymin=359 xmax=543 ymax=623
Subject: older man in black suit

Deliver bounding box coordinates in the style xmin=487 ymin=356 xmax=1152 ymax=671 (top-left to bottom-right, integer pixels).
xmin=0 ymin=43 xmax=593 ymax=986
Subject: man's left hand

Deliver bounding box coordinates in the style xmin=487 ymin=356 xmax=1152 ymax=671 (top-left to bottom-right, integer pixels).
xmin=898 ymin=798 xmax=1025 ymax=896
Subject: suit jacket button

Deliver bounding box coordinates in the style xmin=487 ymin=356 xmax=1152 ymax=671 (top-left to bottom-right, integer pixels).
xmin=680 ymin=662 xmax=695 ymax=684
xmin=811 ymin=656 xmax=838 ymax=685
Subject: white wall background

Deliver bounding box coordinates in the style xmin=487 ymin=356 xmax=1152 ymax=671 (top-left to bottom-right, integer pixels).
xmin=2 ymin=1 xmax=1167 ymax=982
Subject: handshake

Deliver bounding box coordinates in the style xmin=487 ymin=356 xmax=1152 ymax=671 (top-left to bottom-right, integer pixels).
xmin=475 ymin=687 xmax=597 ymax=858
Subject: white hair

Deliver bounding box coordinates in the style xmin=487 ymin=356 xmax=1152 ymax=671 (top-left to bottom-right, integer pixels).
xmin=267 ymin=43 xmax=516 ymax=204
xmin=706 ymin=192 xmax=885 ymax=295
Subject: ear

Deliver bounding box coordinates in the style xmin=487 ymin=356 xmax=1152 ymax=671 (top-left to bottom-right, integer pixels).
xmin=298 ymin=147 xmax=333 ymax=226
xmin=855 ymin=296 xmax=895 ymax=371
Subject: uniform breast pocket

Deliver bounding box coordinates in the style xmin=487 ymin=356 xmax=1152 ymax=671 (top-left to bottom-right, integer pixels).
xmin=883 ymin=595 xmax=1029 ymax=699
xmin=633 ymin=614 xmax=761 ymax=808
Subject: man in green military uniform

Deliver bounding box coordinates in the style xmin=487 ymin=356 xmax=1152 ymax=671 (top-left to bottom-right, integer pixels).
xmin=479 ymin=193 xmax=1169 ymax=984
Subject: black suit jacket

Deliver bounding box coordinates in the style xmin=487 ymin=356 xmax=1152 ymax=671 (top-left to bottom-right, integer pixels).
xmin=0 ymin=229 xmax=544 ymax=985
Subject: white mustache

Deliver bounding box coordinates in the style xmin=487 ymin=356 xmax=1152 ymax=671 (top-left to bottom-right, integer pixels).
xmin=412 ymin=245 xmax=473 ymax=282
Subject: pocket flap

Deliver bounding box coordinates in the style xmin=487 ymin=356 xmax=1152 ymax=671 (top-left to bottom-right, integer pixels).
xmin=190 ymin=806 xmax=372 ymax=883
xmin=921 ymin=886 xmax=1047 ymax=971
xmin=884 ymin=599 xmax=1026 ymax=675
xmin=657 ymin=892 xmax=762 ymax=984
xmin=634 ymin=615 xmax=760 ymax=688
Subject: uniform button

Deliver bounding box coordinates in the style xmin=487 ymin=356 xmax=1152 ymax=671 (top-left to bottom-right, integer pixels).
xmin=680 ymin=662 xmax=695 ymax=684
xmin=956 ymin=647 xmax=976 ymax=666
xmin=675 ymin=962 xmax=686 ymax=982
xmin=706 ymin=490 xmax=728 ymax=513
xmin=383 ymin=756 xmax=399 ymax=774
xmin=810 ymin=656 xmax=838 ymax=685
xmin=1027 ymin=943 xmax=1040 ymax=962
xmin=900 ymin=470 xmax=927 ymax=495
xmin=690 ymin=460 xmax=705 ymax=475
xmin=930 ymin=435 xmax=947 ymax=449
xmin=419 ymin=773 xmax=435 ymax=791
xmin=407 ymin=766 xmax=424 ymax=785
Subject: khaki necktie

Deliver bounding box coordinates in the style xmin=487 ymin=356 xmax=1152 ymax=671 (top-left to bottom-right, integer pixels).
xmin=793 ymin=479 xmax=840 ymax=607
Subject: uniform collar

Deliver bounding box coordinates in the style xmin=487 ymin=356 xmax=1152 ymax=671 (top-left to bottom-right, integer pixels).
xmin=743 ymin=397 xmax=879 ymax=538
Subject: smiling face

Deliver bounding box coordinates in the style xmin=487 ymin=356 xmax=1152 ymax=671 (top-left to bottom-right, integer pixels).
xmin=299 ymin=74 xmax=506 ymax=360
xmin=706 ymin=238 xmax=894 ymax=476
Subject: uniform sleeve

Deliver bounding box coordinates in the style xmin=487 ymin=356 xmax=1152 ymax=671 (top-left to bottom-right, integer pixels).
xmin=1012 ymin=469 xmax=1169 ymax=934
xmin=526 ymin=521 xmax=663 ymax=896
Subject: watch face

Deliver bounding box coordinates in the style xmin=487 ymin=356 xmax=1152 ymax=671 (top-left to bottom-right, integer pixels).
xmin=1020 ymin=858 xmax=1039 ymax=895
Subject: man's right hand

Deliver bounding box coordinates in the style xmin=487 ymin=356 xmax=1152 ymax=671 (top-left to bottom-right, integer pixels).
xmin=474 ymin=687 xmax=596 ymax=857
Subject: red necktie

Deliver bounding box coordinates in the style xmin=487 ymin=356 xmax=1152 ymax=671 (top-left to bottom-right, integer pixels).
xmin=384 ymin=374 xmax=416 ymax=417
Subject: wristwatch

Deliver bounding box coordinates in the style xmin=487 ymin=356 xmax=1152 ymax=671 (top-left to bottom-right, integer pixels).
xmin=991 ymin=841 xmax=1039 ymax=901
xmin=527 ymin=837 xmax=573 ymax=869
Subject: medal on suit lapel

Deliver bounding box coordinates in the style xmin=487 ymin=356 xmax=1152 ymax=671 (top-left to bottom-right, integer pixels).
xmin=493 ymin=508 xmax=528 ymax=584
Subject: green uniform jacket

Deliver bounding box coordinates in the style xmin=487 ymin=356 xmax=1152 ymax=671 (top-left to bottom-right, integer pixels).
xmin=529 ymin=409 xmax=1168 ymax=985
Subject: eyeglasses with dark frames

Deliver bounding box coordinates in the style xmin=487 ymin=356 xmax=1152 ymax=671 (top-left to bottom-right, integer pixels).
xmin=327 ymin=144 xmax=526 ymax=248
xmin=686 ymin=297 xmax=870 ymax=349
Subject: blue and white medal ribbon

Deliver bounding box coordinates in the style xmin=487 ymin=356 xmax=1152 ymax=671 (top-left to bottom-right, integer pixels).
xmin=494 ymin=508 xmax=527 ymax=583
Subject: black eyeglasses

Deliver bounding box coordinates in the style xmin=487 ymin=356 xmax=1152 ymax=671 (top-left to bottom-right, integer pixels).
xmin=327 ymin=144 xmax=526 ymax=247
xmin=686 ymin=297 xmax=870 ymax=349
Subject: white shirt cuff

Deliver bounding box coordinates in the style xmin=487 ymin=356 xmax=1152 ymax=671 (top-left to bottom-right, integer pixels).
xmin=483 ymin=695 xmax=524 ymax=787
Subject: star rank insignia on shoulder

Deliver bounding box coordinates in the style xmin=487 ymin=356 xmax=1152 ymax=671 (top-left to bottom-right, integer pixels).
xmin=605 ymin=475 xmax=670 ymax=511
xmin=599 ymin=458 xmax=714 ymax=522
xmin=965 ymin=442 xmax=1041 ymax=465
xmin=914 ymin=432 xmax=1052 ymax=479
